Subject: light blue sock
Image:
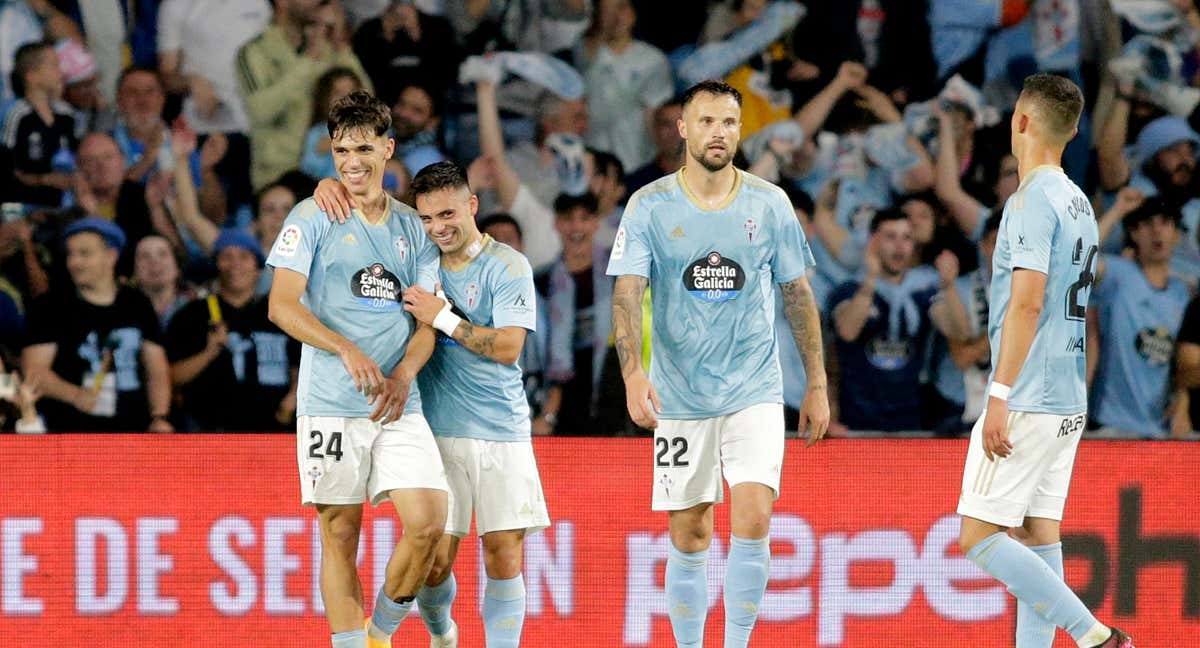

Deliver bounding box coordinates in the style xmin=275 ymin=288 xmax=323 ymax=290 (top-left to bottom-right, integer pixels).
xmin=1016 ymin=542 xmax=1063 ymax=648
xmin=331 ymin=629 xmax=365 ymax=648
xmin=968 ymin=532 xmax=1100 ymax=644
xmin=665 ymin=544 xmax=709 ymax=648
xmin=417 ymin=574 xmax=457 ymax=637
xmin=724 ymin=535 xmax=770 ymax=648
xmin=367 ymin=587 xmax=413 ymax=642
xmin=483 ymin=575 xmax=526 ymax=648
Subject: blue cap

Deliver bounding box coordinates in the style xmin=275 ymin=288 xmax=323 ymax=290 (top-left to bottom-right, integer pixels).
xmin=1134 ymin=116 xmax=1200 ymax=168
xmin=63 ymin=217 xmax=126 ymax=251
xmin=212 ymin=228 xmax=265 ymax=267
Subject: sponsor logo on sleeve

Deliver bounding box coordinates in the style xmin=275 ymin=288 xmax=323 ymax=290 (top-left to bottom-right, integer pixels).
xmin=612 ymin=226 xmax=627 ymax=260
xmin=683 ymin=252 xmax=745 ymax=303
xmin=501 ymin=292 xmax=534 ymax=316
xmin=274 ymin=224 xmax=302 ymax=257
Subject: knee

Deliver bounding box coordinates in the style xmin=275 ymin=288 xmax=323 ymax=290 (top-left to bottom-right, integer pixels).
xmin=731 ymin=510 xmax=770 ymax=540
xmin=670 ymin=522 xmax=712 ymax=554
xmin=406 ymin=519 xmax=444 ymax=551
xmin=483 ymin=543 xmax=523 ymax=580
xmin=320 ymin=518 xmax=361 ymax=555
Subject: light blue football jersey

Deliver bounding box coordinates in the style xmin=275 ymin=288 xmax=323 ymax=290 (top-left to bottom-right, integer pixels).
xmin=989 ymin=166 xmax=1098 ymax=414
xmin=266 ymin=197 xmax=439 ymax=418
xmin=606 ymin=169 xmax=816 ymax=419
xmin=419 ymin=236 xmax=538 ymax=441
xmin=1091 ymin=255 xmax=1190 ymax=437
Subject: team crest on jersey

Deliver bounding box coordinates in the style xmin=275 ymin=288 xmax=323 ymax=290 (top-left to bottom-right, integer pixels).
xmin=466 ymin=283 xmax=480 ymax=309
xmin=744 ymin=218 xmax=757 ymax=242
xmin=394 ymin=235 xmax=409 ymax=262
xmin=683 ymin=251 xmax=745 ymax=303
xmin=351 ymin=263 xmax=403 ymax=309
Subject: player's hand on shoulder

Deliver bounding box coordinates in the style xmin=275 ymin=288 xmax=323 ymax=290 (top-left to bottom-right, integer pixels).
xmin=314 ymin=178 xmax=356 ymax=223
xmin=624 ymin=371 xmax=661 ymax=430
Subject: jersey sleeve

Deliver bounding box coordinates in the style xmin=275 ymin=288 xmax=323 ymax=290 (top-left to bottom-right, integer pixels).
xmin=606 ymin=193 xmax=653 ymax=278
xmin=266 ymin=199 xmax=327 ymax=278
xmin=771 ymin=191 xmax=816 ymax=284
xmin=1008 ymin=186 xmax=1057 ymax=274
xmin=491 ymin=255 xmax=538 ymax=331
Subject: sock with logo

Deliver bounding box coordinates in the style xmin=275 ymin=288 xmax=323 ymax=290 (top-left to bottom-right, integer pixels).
xmin=417 ymin=573 xmax=457 ymax=638
xmin=666 ymin=543 xmax=709 ymax=648
xmin=331 ymin=629 xmax=366 ymax=648
xmin=724 ymin=534 xmax=770 ymax=648
xmin=367 ymin=587 xmax=413 ymax=642
xmin=1016 ymin=542 xmax=1063 ymax=648
xmin=483 ymin=575 xmax=526 ymax=648
xmin=967 ymin=532 xmax=1107 ymax=647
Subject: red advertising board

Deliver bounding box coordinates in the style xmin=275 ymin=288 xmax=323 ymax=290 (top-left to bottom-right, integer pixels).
xmin=0 ymin=436 xmax=1196 ymax=646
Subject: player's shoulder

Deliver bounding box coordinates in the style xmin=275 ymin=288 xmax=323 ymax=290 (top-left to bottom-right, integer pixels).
xmin=625 ymin=172 xmax=681 ymax=214
xmin=738 ymin=170 xmax=793 ymax=213
xmin=481 ymin=238 xmax=533 ymax=279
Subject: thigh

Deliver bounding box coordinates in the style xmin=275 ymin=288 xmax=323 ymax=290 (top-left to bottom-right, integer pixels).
xmin=298 ymin=416 xmax=374 ymax=506
xmin=368 ymin=413 xmax=450 ymax=506
xmin=436 ymin=437 xmax=475 ymax=537
xmin=474 ymin=440 xmax=550 ymax=536
xmin=652 ymin=418 xmax=722 ymax=511
xmin=1028 ymin=412 xmax=1086 ymax=522
xmin=720 ymin=403 xmax=785 ymax=498
xmin=957 ymin=410 xmax=1060 ymax=528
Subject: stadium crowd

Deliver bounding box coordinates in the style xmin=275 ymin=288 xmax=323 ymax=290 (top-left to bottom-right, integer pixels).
xmin=1 ymin=0 xmax=1199 ymax=439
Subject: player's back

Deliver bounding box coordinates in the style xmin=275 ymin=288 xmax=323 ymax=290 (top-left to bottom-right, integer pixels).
xmin=988 ymin=165 xmax=1098 ymax=414
xmin=268 ymin=196 xmax=438 ymax=418
xmin=419 ymin=236 xmax=537 ymax=441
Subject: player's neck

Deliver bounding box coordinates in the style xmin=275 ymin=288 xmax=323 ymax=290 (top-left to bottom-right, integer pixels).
xmin=356 ymin=191 xmax=389 ymax=224
xmin=681 ymin=164 xmax=737 ymax=207
xmin=1016 ymin=146 xmax=1063 ymax=183
xmin=444 ymin=231 xmax=485 ymax=269
xmin=1138 ymin=258 xmax=1171 ymax=289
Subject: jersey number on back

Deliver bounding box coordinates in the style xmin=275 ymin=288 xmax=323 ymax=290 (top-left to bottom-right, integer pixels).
xmin=1064 ymin=240 xmax=1098 ymax=321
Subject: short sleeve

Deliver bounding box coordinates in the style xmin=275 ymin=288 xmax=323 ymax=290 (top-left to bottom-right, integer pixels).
xmin=1180 ymin=297 xmax=1200 ymax=345
xmin=266 ymin=200 xmax=327 ymax=278
xmin=156 ymin=0 xmax=185 ymax=53
xmin=414 ymin=231 xmax=440 ymax=292
xmin=491 ymin=255 xmax=538 ymax=331
xmin=771 ymin=191 xmax=815 ymax=284
xmin=606 ymin=193 xmax=653 ymax=278
xmin=1008 ymin=187 xmax=1057 ymax=274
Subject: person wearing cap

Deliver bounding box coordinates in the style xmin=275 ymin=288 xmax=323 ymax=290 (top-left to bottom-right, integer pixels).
xmin=19 ymin=217 xmax=173 ymax=432
xmin=56 ymin=38 xmax=114 ymax=133
xmin=166 ymin=229 xmax=298 ymax=431
xmin=1098 ymin=111 xmax=1200 ymax=284
xmin=1087 ymin=197 xmax=1191 ymax=439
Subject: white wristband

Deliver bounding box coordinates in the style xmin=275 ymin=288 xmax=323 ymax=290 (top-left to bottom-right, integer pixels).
xmin=988 ymin=382 xmax=1011 ymax=401
xmin=432 ymin=307 xmax=462 ymax=337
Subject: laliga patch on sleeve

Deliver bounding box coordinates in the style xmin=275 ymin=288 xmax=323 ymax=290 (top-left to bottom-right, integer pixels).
xmin=612 ymin=226 xmax=627 ymax=260
xmin=274 ymin=224 xmax=302 ymax=257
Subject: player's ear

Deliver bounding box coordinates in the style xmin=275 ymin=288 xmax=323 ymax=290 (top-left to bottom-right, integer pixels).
xmin=385 ymin=137 xmax=395 ymax=159
xmin=468 ymin=192 xmax=479 ymax=218
xmin=677 ymin=116 xmax=687 ymax=140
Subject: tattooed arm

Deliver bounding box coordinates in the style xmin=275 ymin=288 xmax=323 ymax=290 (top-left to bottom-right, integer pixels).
xmin=449 ymin=322 xmax=527 ymax=366
xmin=612 ymin=275 xmax=661 ymax=428
xmin=779 ymin=274 xmax=831 ymax=445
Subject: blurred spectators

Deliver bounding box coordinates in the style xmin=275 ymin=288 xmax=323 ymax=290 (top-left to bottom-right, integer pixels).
xmin=534 ymin=192 xmax=612 ymax=436
xmin=166 ymin=230 xmax=297 ymax=431
xmin=1089 ymin=198 xmax=1190 ymax=438
xmin=0 ymin=0 xmax=81 ymax=104
xmin=73 ymin=132 xmax=160 ymax=259
xmin=236 ymin=0 xmax=371 ymax=190
xmin=56 ymin=39 xmax=113 ymax=133
xmin=0 ymin=40 xmax=77 ymax=208
xmin=20 ymin=218 xmax=172 ymax=432
xmin=131 ymin=234 xmax=192 ymax=330
xmin=623 ymin=98 xmax=683 ymax=197
xmin=55 ymin=0 xmax=159 ymax=103
xmin=390 ymin=82 xmax=449 ymax=175
xmin=1176 ymin=292 xmax=1200 ymax=438
xmin=830 ymin=209 xmax=938 ymax=431
xmin=352 ymin=0 xmax=461 ymax=105
xmin=251 ymin=182 xmax=299 ymax=297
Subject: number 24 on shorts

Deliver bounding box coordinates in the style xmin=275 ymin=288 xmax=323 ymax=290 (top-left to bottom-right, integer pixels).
xmin=308 ymin=430 xmax=344 ymax=461
xmin=655 ymin=436 xmax=689 ymax=467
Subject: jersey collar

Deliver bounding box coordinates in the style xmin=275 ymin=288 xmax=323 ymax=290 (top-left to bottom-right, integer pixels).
xmin=677 ymin=167 xmax=742 ymax=212
xmin=1018 ymin=164 xmax=1064 ymax=189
